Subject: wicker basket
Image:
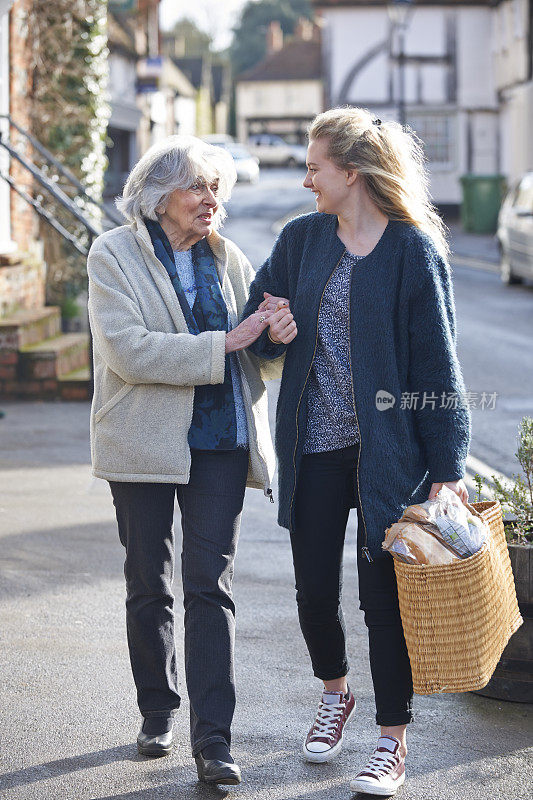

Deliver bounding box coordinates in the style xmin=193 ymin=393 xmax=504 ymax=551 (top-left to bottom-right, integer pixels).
xmin=394 ymin=500 xmax=523 ymax=694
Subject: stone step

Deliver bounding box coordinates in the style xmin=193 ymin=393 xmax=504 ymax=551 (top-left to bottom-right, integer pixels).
xmin=0 ymin=377 xmax=60 ymax=400
xmin=0 ymin=307 xmax=62 ymax=350
xmin=58 ymin=366 xmax=92 ymax=401
xmin=19 ymin=333 xmax=89 ymax=381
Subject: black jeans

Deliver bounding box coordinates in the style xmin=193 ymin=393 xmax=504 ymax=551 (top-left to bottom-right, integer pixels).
xmin=109 ymin=448 xmax=249 ymax=755
xmin=291 ymin=444 xmax=414 ymax=726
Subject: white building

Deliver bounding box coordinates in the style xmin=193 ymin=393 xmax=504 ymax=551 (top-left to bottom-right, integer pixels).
xmin=236 ymin=20 xmax=324 ymax=144
xmin=105 ymin=14 xmax=143 ymax=199
xmin=315 ymin=0 xmax=500 ymax=208
xmin=493 ymin=0 xmax=533 ymax=185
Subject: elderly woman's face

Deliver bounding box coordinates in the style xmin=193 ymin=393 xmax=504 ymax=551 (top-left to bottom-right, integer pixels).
xmin=158 ymin=177 xmax=220 ymax=245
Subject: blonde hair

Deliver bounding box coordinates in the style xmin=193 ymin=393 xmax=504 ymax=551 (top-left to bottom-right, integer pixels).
xmin=308 ymin=107 xmax=449 ymax=258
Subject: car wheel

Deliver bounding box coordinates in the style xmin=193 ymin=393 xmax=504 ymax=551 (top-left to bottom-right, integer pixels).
xmin=500 ymin=248 xmax=523 ymax=285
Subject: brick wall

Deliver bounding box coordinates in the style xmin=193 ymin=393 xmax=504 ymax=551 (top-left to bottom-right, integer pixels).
xmin=9 ymin=0 xmax=38 ymax=252
xmin=0 ymin=259 xmax=46 ymax=317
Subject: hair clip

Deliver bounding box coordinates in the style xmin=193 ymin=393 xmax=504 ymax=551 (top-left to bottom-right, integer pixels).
xmin=373 ymin=118 xmax=382 ymax=126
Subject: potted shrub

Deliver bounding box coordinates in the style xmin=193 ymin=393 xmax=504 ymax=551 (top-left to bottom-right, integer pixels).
xmin=60 ymin=294 xmax=82 ymax=333
xmin=473 ymin=416 xmax=533 ymax=703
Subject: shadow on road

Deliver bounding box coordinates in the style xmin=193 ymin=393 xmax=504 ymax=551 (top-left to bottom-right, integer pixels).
xmin=93 ymin=785 xmax=231 ymax=800
xmin=0 ymin=519 xmax=122 ymax=601
xmin=0 ymin=745 xmax=136 ymax=792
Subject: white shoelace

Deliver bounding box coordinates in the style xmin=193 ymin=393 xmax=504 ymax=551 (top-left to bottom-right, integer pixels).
xmin=358 ymin=748 xmax=398 ymax=778
xmin=308 ymin=702 xmax=344 ymax=742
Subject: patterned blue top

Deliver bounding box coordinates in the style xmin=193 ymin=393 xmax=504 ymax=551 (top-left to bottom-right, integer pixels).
xmin=303 ymin=251 xmax=362 ymax=454
xmin=172 ymin=249 xmax=196 ymax=308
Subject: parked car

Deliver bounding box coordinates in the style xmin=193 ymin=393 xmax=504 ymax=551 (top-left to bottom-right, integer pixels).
xmin=202 ymin=134 xmax=235 ymax=146
xmin=497 ymin=172 xmax=533 ymax=284
xmin=212 ymin=142 xmax=260 ymax=184
xmin=247 ymin=134 xmax=307 ymax=168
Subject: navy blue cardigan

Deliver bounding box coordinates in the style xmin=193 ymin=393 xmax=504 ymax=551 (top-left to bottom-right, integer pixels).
xmin=242 ymin=213 xmax=471 ymax=560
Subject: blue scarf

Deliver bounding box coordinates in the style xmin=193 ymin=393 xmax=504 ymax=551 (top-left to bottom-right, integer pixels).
xmin=144 ymin=218 xmax=248 ymax=450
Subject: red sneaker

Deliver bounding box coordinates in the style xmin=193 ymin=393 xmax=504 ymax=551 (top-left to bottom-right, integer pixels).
xmin=349 ymin=735 xmax=406 ymax=796
xmin=303 ymin=688 xmax=356 ymax=763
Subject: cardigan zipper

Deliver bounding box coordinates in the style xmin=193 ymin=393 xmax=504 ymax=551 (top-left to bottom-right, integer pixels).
xmin=288 ymin=250 xmax=346 ymax=528
xmin=346 ymin=262 xmax=372 ymax=562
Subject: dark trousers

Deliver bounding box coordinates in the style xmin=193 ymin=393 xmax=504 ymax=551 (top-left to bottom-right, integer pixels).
xmin=109 ymin=448 xmax=249 ymax=755
xmin=291 ymin=444 xmax=414 ymax=726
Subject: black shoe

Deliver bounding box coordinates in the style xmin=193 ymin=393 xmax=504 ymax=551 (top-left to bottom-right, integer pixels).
xmin=137 ymin=718 xmax=173 ymax=757
xmin=195 ymin=750 xmax=241 ymax=785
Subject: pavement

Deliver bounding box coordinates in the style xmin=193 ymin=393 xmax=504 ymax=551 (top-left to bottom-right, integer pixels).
xmin=1 ymin=397 xmax=532 ymax=800
xmin=447 ymin=222 xmax=499 ymax=266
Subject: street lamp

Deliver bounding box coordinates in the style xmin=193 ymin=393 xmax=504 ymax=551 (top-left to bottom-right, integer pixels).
xmin=387 ymin=0 xmax=414 ymax=127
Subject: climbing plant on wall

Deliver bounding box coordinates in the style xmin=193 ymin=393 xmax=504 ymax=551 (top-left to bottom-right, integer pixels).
xmin=28 ymin=0 xmax=110 ymax=310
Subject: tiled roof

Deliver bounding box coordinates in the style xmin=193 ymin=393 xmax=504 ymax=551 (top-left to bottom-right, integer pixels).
xmin=238 ymin=39 xmax=322 ymax=82
xmin=173 ymin=57 xmax=204 ymax=89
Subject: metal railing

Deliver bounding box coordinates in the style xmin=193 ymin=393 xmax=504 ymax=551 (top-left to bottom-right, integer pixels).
xmin=0 ymin=113 xmax=122 ymax=254
xmin=0 ymin=113 xmax=123 ymax=394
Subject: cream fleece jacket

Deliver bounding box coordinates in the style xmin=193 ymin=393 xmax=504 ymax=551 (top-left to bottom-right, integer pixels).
xmin=87 ymin=218 xmax=282 ymax=491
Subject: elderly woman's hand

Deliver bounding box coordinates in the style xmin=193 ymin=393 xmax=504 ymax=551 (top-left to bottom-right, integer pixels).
xmin=267 ymin=307 xmax=298 ymax=345
xmin=225 ymin=310 xmax=273 ymax=353
xmin=258 ymin=291 xmax=290 ymax=313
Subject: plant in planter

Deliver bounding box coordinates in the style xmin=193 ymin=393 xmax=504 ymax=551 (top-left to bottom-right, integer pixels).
xmin=60 ymin=294 xmax=81 ymax=333
xmin=473 ymin=416 xmax=533 ymax=703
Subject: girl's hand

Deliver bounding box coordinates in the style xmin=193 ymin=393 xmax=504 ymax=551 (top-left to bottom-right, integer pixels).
xmin=258 ymin=291 xmax=290 ymax=313
xmin=428 ymin=479 xmax=469 ymax=504
xmin=268 ymin=306 xmax=298 ymax=345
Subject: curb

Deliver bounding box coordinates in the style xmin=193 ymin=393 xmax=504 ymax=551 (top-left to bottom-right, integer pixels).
xmin=271 ymin=203 xmax=315 ymax=235
xmin=451 ymin=254 xmax=500 ymax=275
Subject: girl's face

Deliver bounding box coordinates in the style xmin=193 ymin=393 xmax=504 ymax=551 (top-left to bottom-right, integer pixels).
xmin=303 ymin=138 xmax=354 ymax=215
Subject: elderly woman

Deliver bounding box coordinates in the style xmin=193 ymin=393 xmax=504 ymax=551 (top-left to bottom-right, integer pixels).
xmin=87 ymin=136 xmax=287 ymax=785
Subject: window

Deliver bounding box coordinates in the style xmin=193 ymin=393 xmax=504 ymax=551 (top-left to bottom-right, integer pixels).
xmin=408 ymin=114 xmax=454 ymax=167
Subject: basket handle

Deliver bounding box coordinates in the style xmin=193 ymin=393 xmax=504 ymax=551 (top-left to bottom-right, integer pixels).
xmin=464 ymin=500 xmax=483 ymax=520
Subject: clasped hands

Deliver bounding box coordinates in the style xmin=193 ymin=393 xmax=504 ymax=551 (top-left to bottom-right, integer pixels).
xmin=225 ymin=292 xmax=297 ymax=353
xmin=255 ymin=291 xmax=297 ymax=345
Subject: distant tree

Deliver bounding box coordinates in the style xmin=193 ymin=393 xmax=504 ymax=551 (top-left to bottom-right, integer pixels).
xmin=229 ymin=0 xmax=313 ymax=76
xmin=168 ymin=17 xmax=213 ymax=58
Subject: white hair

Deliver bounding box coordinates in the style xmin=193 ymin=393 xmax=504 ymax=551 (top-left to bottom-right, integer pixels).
xmin=116 ymin=135 xmax=237 ymax=229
